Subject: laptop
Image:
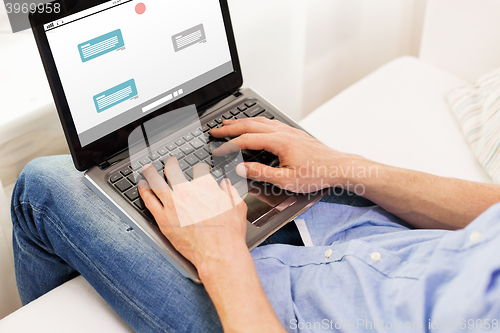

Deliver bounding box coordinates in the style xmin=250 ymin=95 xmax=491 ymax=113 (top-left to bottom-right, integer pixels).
xmin=30 ymin=0 xmax=325 ymax=282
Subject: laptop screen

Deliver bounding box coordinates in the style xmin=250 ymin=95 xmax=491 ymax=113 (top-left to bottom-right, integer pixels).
xmin=43 ymin=0 xmax=233 ymax=147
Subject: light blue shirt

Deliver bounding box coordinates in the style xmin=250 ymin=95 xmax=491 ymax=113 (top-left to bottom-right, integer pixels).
xmin=251 ymin=202 xmax=500 ymax=332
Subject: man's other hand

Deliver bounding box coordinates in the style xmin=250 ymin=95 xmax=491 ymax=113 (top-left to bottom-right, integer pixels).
xmin=211 ymin=117 xmax=365 ymax=193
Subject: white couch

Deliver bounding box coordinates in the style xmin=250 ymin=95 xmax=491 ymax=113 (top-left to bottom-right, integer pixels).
xmin=2 ymin=0 xmax=500 ymax=331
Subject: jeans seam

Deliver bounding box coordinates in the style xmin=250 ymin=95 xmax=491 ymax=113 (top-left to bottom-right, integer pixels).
xmin=21 ymin=201 xmax=175 ymax=333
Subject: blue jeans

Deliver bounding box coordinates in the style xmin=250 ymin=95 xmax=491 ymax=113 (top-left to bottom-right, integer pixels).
xmin=11 ymin=156 xmax=375 ymax=332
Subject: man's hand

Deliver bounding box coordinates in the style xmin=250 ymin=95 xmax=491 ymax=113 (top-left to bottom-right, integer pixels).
xmin=211 ymin=117 xmax=365 ymax=193
xmin=138 ymin=159 xmax=247 ymax=269
xmin=212 ymin=116 xmax=500 ymax=230
xmin=138 ymin=159 xmax=287 ymax=333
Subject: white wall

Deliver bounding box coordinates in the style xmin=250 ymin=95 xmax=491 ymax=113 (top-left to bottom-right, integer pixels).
xmin=229 ymin=0 xmax=427 ymax=120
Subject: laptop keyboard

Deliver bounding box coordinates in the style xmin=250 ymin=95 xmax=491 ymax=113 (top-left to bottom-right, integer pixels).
xmin=107 ymin=99 xmax=279 ymax=226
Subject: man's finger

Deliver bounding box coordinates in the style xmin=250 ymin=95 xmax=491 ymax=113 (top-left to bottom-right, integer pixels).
xmin=141 ymin=164 xmax=172 ymax=204
xmin=210 ymin=119 xmax=277 ymax=138
xmin=235 ymin=162 xmax=292 ymax=187
xmin=138 ymin=180 xmax=164 ymax=216
xmin=219 ymin=133 xmax=283 ymax=156
xmin=220 ymin=179 xmax=244 ymax=207
xmin=164 ymin=157 xmax=188 ymax=186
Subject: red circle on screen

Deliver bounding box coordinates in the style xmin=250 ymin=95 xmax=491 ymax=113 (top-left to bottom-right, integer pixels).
xmin=135 ymin=3 xmax=146 ymax=15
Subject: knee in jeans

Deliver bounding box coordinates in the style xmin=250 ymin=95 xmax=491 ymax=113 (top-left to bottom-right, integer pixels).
xmin=14 ymin=156 xmax=75 ymax=206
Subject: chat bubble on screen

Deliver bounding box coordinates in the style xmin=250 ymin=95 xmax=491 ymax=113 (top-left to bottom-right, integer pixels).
xmin=93 ymin=79 xmax=138 ymax=113
xmin=78 ymin=29 xmax=125 ymax=63
xmin=172 ymin=24 xmax=206 ymax=52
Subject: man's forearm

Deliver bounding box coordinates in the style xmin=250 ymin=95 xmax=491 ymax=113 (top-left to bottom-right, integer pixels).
xmin=198 ymin=243 xmax=286 ymax=333
xmin=344 ymin=159 xmax=500 ymax=230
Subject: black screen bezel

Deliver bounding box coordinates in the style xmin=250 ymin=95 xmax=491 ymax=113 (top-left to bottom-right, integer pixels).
xmin=29 ymin=0 xmax=243 ymax=171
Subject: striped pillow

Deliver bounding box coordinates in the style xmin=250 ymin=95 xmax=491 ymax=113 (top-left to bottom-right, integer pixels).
xmin=448 ymin=68 xmax=500 ymax=183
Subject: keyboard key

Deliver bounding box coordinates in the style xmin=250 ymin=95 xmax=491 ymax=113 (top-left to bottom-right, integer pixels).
xmin=230 ymin=108 xmax=240 ymax=116
xmin=194 ymin=149 xmax=209 ymax=161
xmin=166 ymin=143 xmax=177 ymax=151
xmin=185 ymin=155 xmax=199 ymax=166
xmin=185 ymin=168 xmax=194 ymax=179
xmin=245 ymin=101 xmax=257 ymax=108
xmin=222 ymin=111 xmax=233 ymax=119
xmin=130 ymin=161 xmax=142 ymax=171
xmin=152 ymin=160 xmax=164 ymax=171
xmin=120 ymin=167 xmax=133 ymax=177
xmin=157 ymin=148 xmax=169 ymax=156
xmin=183 ymin=134 xmax=194 ymax=141
xmin=256 ymin=152 xmax=273 ymax=165
xmin=230 ymin=155 xmax=245 ymax=167
xmin=125 ymin=187 xmax=140 ymax=201
xmin=174 ymin=139 xmax=185 ymax=146
xmin=139 ymin=157 xmax=151 ymax=166
xmin=134 ymin=198 xmax=146 ymax=210
xmin=115 ymin=179 xmax=132 ymax=192
xmin=207 ymin=121 xmax=218 ymax=128
xmin=160 ymin=154 xmax=171 ymax=164
xmin=148 ymin=152 xmax=160 ymax=161
xmin=190 ymin=138 xmax=205 ymax=150
xmin=244 ymin=105 xmax=265 ymax=117
xmin=237 ymin=104 xmax=248 ymax=111
xmin=191 ymin=129 xmax=202 ymax=137
xmin=203 ymin=157 xmax=214 ymax=167
xmin=202 ymin=124 xmax=211 ymax=132
xmin=128 ymin=174 xmax=141 ymax=185
xmin=180 ymin=144 xmax=194 ymax=155
xmin=221 ymin=162 xmax=232 ymax=172
xmin=110 ymin=172 xmax=123 ymax=183
xmin=226 ymin=170 xmax=243 ymax=184
xmin=241 ymin=150 xmax=254 ymax=160
xmin=169 ymin=150 xmax=184 ymax=160
xmin=211 ymin=167 xmax=224 ymax=179
xmin=144 ymin=209 xmax=154 ymax=221
xmin=261 ymin=111 xmax=275 ymax=120
xmin=235 ymin=113 xmax=247 ymax=119
xmin=215 ymin=116 xmax=224 ymax=124
xmin=178 ymin=160 xmax=189 ymax=171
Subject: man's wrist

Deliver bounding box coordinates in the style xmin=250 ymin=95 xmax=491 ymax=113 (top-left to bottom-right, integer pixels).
xmin=197 ymin=240 xmax=252 ymax=284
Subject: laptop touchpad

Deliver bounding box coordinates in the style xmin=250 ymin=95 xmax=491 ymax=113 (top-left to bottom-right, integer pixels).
xmin=243 ymin=181 xmax=297 ymax=227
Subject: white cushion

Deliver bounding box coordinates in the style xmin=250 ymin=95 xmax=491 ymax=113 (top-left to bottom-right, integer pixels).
xmin=0 ymin=276 xmax=133 ymax=333
xmin=448 ymin=67 xmax=500 ymax=183
xmin=300 ymin=56 xmax=492 ymax=184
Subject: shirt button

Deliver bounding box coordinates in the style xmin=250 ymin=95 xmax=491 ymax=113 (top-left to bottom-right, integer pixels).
xmin=325 ymin=249 xmax=333 ymax=258
xmin=370 ymin=252 xmax=382 ymax=262
xmin=470 ymin=231 xmax=482 ymax=243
